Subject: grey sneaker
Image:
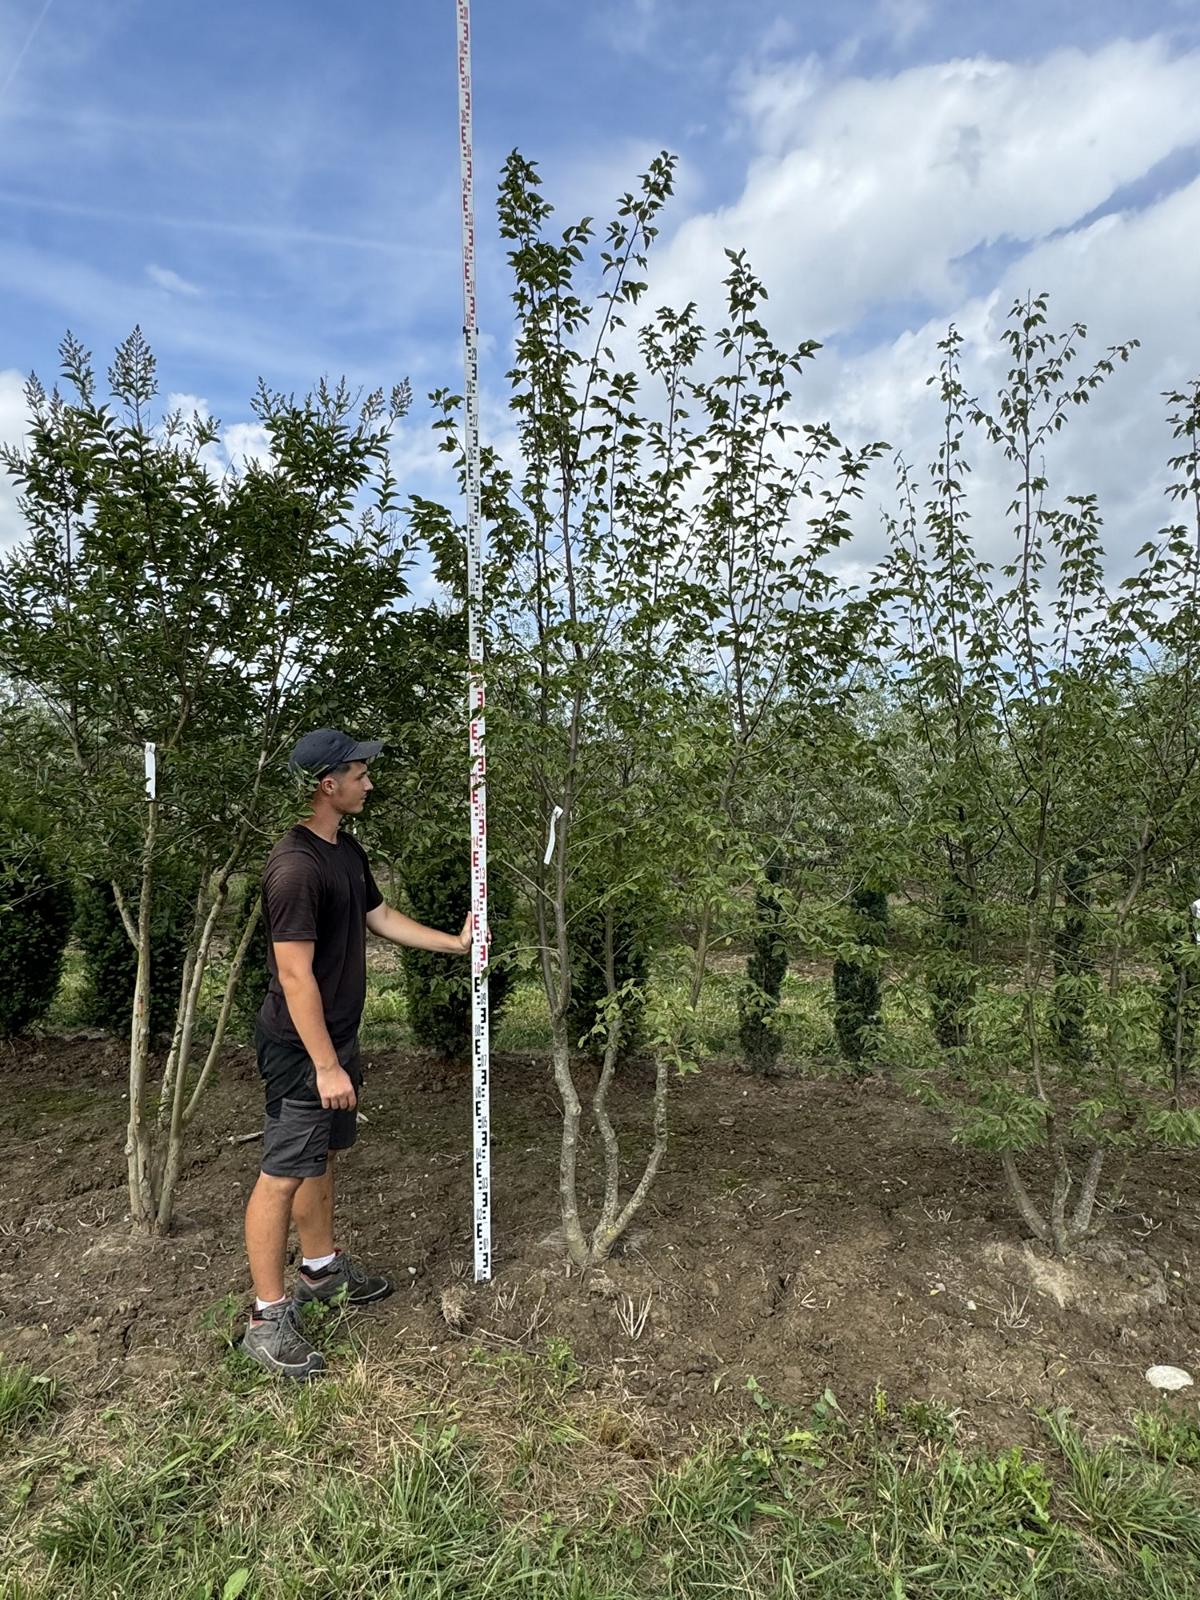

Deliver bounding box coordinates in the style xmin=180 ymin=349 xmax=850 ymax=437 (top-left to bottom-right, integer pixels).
xmin=294 ymin=1250 xmax=394 ymax=1308
xmin=242 ymin=1299 xmax=326 ymax=1380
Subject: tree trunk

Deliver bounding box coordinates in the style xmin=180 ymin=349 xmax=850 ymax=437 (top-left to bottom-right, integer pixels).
xmin=689 ymin=906 xmax=712 ymax=1011
xmin=1000 ymin=1152 xmax=1050 ymax=1245
xmin=157 ymin=944 xmax=197 ymax=1129
xmin=592 ymin=909 xmax=624 ymax=1242
xmin=156 ymin=899 xmax=261 ymax=1232
xmin=591 ymin=1054 xmax=670 ymax=1263
xmin=122 ymin=802 xmax=158 ymax=1234
xmin=184 ymin=901 xmax=261 ymax=1125
xmin=1069 ymin=1147 xmax=1106 ymax=1242
xmin=1048 ymin=1135 xmax=1071 ymax=1257
xmin=551 ymin=1026 xmax=590 ymax=1268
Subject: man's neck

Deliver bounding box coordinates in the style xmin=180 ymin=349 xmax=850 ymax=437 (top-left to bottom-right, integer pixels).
xmin=301 ymin=804 xmax=342 ymax=844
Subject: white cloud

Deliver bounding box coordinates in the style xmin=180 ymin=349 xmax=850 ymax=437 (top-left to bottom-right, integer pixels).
xmin=165 ymin=390 xmax=211 ymax=424
xmin=221 ymin=420 xmax=272 ymax=471
xmin=163 ymin=392 xmax=273 ymax=476
xmin=640 ymin=35 xmax=1200 ymax=575
xmin=146 ymin=262 xmax=202 ymax=297
xmin=657 ymin=38 xmax=1200 ymax=338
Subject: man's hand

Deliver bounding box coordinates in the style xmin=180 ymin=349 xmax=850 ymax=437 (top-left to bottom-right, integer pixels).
xmin=458 ymin=912 xmax=473 ymax=954
xmin=315 ymin=1062 xmax=357 ymax=1112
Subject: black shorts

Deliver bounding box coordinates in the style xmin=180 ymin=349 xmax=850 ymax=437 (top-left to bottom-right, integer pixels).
xmin=255 ymin=1026 xmax=363 ymax=1179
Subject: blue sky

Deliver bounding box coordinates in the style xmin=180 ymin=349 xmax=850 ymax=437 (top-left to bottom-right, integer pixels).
xmin=2 ymin=0 xmax=1200 ymax=575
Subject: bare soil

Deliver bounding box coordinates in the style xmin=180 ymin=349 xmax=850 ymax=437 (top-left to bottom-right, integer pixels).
xmin=3 ymin=1035 xmax=1198 ymax=1452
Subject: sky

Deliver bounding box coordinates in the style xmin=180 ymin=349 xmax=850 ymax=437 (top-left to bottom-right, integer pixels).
xmin=1 ymin=0 xmax=1199 ymax=592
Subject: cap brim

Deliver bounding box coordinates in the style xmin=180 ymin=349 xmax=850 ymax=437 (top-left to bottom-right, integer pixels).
xmin=345 ymin=739 xmax=384 ymax=763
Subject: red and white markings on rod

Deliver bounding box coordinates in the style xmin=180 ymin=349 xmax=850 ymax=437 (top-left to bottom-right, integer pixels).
xmin=457 ymin=0 xmax=492 ymax=1284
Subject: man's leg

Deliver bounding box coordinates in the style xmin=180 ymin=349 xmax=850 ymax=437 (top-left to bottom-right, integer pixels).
xmin=292 ymin=1107 xmax=394 ymax=1308
xmin=245 ymin=1171 xmax=304 ymax=1304
xmin=292 ymin=1151 xmax=336 ymax=1263
xmin=242 ymin=1167 xmax=326 ymax=1381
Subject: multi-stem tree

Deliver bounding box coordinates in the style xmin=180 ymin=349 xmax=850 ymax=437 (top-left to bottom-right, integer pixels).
xmin=886 ymin=301 xmax=1200 ymax=1255
xmin=0 ymin=332 xmax=412 ymax=1232
xmin=416 ymin=150 xmax=885 ymax=1262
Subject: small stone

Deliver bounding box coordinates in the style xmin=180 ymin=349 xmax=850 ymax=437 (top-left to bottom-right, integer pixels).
xmin=407 ymin=1266 xmax=417 ymax=1276
xmin=1146 ymin=1365 xmax=1193 ymax=1391
xmin=966 ymin=1299 xmax=977 ymax=1311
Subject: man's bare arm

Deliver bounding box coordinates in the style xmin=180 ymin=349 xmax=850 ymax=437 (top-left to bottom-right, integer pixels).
xmin=273 ymin=941 xmax=356 ymax=1110
xmin=366 ymin=904 xmax=471 ymax=954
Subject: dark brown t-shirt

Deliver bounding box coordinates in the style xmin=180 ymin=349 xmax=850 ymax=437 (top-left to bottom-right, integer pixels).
xmin=256 ymin=825 xmax=384 ymax=1050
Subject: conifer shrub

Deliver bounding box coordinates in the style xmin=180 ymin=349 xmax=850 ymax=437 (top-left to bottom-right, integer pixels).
xmin=400 ymin=843 xmax=515 ymax=1061
xmin=738 ymin=864 xmax=788 ymax=1074
xmin=1160 ymin=897 xmax=1200 ymax=1081
xmin=75 ymin=872 xmax=195 ymax=1040
xmin=1050 ymin=856 xmax=1095 ymax=1061
xmin=0 ymin=802 xmax=73 ymax=1037
xmin=926 ymin=884 xmax=976 ymax=1051
xmin=229 ymin=874 xmax=270 ymax=1036
xmin=566 ymin=893 xmax=650 ymax=1061
xmin=833 ymin=884 xmax=888 ymax=1068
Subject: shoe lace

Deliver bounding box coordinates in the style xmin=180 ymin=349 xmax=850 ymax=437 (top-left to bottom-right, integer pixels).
xmin=342 ymin=1254 xmax=368 ymax=1288
xmin=268 ymin=1301 xmax=315 ymax=1360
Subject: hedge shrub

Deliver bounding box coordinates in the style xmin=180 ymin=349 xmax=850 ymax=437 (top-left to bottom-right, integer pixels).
xmin=399 ymin=843 xmax=514 ymax=1061
xmin=738 ymin=864 xmax=788 ymax=1075
xmin=566 ymin=892 xmax=650 ymax=1062
xmin=833 ymin=884 xmax=888 ymax=1068
xmin=74 ymin=870 xmax=196 ymax=1040
xmin=0 ymin=803 xmax=73 ymax=1038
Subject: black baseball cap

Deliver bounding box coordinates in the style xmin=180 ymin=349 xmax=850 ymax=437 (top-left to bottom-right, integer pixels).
xmin=288 ymin=728 xmax=384 ymax=779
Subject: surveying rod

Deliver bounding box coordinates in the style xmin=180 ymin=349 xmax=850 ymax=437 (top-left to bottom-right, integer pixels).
xmin=456 ymin=0 xmax=492 ymax=1282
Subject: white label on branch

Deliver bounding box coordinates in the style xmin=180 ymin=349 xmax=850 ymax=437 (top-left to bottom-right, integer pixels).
xmin=144 ymin=742 xmax=156 ymax=801
xmin=543 ymin=805 xmax=564 ymax=866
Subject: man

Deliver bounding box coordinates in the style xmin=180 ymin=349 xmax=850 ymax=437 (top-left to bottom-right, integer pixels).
xmin=242 ymin=728 xmax=472 ymax=1380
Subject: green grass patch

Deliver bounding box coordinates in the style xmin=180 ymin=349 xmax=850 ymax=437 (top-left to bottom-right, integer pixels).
xmin=4 ymin=1354 xmax=1200 ymax=1599
xmin=42 ymin=943 xmax=89 ymax=1034
xmin=0 ymin=1364 xmax=58 ymax=1438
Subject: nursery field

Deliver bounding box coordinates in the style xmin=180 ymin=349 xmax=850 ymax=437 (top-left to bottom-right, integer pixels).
xmin=3 ymin=141 xmax=1200 ymax=1599
xmin=5 ymin=966 xmax=1200 ymax=1597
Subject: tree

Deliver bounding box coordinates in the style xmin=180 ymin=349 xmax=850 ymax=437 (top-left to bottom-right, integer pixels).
xmin=414 ymin=152 xmax=694 ymax=1268
xmin=413 ymin=150 xmax=885 ymax=1265
xmin=0 ymin=332 xmax=412 ymax=1232
xmin=678 ymin=255 xmax=887 ymax=1015
xmin=883 ymin=301 xmax=1200 ymax=1256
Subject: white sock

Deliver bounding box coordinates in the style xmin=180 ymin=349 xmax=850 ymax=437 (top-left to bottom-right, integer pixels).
xmin=303 ymin=1251 xmax=338 ymax=1273
xmin=254 ymin=1294 xmax=287 ymax=1313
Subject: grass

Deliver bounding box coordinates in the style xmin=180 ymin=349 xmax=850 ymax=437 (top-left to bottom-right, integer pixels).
xmin=0 ymin=1363 xmax=58 ymax=1438
xmin=4 ymin=1342 xmax=1200 ymax=1600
